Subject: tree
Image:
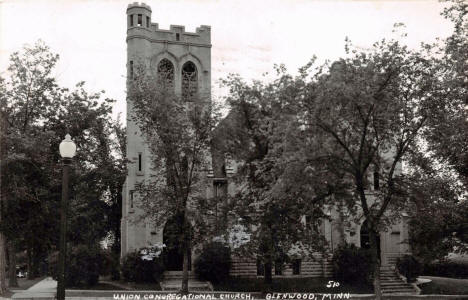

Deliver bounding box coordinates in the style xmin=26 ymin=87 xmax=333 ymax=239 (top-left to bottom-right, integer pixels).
xmin=0 ymin=41 xmax=126 ymax=286
xmin=422 ymin=0 xmax=468 ymax=188
xmin=129 ymin=64 xmax=217 ymax=293
xmin=218 ymin=69 xmax=346 ymax=288
xmin=403 ymin=0 xmax=468 ymax=262
xmin=298 ymin=37 xmax=437 ymax=298
xmin=0 ymin=87 xmax=8 ymax=294
xmin=0 ymin=40 xmax=62 ymax=285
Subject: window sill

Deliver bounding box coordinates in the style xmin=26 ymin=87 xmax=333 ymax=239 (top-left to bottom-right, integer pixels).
xmin=136 ymin=171 xmax=144 ymax=176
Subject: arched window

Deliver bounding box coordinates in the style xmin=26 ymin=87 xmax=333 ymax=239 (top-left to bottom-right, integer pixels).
xmin=157 ymin=59 xmax=174 ymax=88
xmin=181 ymin=61 xmax=198 ymax=101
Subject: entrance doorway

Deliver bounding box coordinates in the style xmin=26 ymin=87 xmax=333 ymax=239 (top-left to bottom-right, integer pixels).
xmin=163 ymin=214 xmax=191 ymax=271
xmin=360 ymin=220 xmax=381 ymax=259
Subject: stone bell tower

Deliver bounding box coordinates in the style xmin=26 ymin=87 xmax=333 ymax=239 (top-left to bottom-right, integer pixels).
xmin=121 ymin=2 xmax=212 ymax=258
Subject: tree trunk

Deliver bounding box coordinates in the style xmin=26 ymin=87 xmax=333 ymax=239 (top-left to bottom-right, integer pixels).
xmin=369 ymin=229 xmax=382 ymax=300
xmin=26 ymin=246 xmax=33 ymax=280
xmin=180 ymin=214 xmax=189 ymax=294
xmin=0 ymin=110 xmax=8 ymax=295
xmin=7 ymin=242 xmax=17 ymax=287
xmin=181 ymin=242 xmax=190 ymax=294
xmin=0 ymin=233 xmax=7 ymax=295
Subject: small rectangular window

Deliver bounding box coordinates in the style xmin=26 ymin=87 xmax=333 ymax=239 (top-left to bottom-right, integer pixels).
xmin=137 ymin=14 xmax=142 ymax=26
xmin=292 ymin=259 xmax=301 ymax=275
xmin=130 ymin=190 xmax=134 ymax=208
xmin=138 ymin=153 xmax=142 ymax=172
xmin=130 ymin=15 xmax=134 ymax=27
xmin=274 ymin=260 xmax=283 ymax=275
xmin=373 ymin=171 xmax=380 ymax=190
xmin=176 ymin=33 xmax=180 ymax=41
xmin=146 ymin=16 xmax=150 ymax=28
xmin=129 ymin=61 xmax=134 ymax=79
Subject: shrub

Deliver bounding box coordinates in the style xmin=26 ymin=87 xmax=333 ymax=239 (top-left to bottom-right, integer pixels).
xmin=332 ymin=244 xmax=373 ymax=285
xmin=121 ymin=247 xmax=165 ymax=283
xmin=99 ymin=250 xmax=121 ymax=280
xmin=110 ymin=257 xmax=121 ymax=281
xmin=422 ymin=261 xmax=468 ymax=279
xmin=49 ymin=244 xmax=103 ymax=288
xmin=396 ymin=255 xmax=422 ymax=283
xmin=194 ymin=241 xmax=231 ymax=283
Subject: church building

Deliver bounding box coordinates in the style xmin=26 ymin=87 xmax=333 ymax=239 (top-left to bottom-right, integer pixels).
xmin=121 ymin=2 xmax=411 ymax=278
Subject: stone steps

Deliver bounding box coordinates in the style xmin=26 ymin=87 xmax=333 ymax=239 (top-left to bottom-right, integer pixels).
xmin=164 ymin=271 xmax=196 ymax=280
xmin=161 ymin=271 xmax=212 ymax=291
xmin=379 ymin=266 xmax=417 ymax=295
xmin=161 ymin=280 xmax=212 ymax=291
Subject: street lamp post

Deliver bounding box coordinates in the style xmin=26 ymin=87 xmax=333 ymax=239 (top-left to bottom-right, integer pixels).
xmin=57 ymin=134 xmax=76 ymax=300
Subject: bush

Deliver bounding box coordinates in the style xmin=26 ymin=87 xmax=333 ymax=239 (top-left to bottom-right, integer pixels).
xmin=194 ymin=241 xmax=231 ymax=283
xmin=332 ymin=244 xmax=373 ymax=285
xmin=121 ymin=249 xmax=165 ymax=283
xmin=396 ymin=255 xmax=422 ymax=283
xmin=49 ymin=244 xmax=103 ymax=288
xmin=422 ymin=261 xmax=468 ymax=279
xmin=110 ymin=257 xmax=121 ymax=281
xmin=99 ymin=250 xmax=121 ymax=280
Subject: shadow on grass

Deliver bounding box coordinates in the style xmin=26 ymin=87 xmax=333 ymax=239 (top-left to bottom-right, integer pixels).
xmin=420 ymin=277 xmax=468 ymax=295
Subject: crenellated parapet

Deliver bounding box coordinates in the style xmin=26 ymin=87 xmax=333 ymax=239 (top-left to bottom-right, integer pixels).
xmin=126 ymin=3 xmax=211 ymax=47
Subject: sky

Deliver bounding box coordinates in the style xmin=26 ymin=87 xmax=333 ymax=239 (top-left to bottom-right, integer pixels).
xmin=0 ymin=0 xmax=455 ymax=121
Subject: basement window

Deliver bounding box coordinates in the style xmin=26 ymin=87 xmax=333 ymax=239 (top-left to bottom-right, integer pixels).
xmin=292 ymin=259 xmax=301 ymax=275
xmin=138 ymin=153 xmax=142 ymax=172
xmin=274 ymin=260 xmax=283 ymax=275
xmin=130 ymin=190 xmax=135 ymax=208
xmin=373 ymin=171 xmax=380 ymax=190
xmin=137 ymin=14 xmax=142 ymax=26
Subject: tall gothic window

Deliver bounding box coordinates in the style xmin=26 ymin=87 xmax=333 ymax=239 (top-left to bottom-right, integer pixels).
xmin=181 ymin=61 xmax=198 ymax=101
xmin=157 ymin=59 xmax=174 ymax=88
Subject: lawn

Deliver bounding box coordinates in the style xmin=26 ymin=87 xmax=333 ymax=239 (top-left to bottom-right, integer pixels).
xmin=69 ymin=280 xmax=162 ymax=291
xmin=213 ymin=277 xmax=373 ymax=294
xmin=419 ymin=276 xmax=468 ymax=295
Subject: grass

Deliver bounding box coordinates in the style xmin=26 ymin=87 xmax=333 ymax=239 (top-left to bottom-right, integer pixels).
xmin=68 ymin=282 xmax=123 ymax=290
xmin=419 ymin=276 xmax=468 ymax=295
xmin=69 ymin=280 xmax=162 ymax=291
xmin=213 ymin=277 xmax=373 ymax=294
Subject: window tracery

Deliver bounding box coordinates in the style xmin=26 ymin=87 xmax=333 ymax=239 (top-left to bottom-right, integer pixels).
xmin=157 ymin=59 xmax=174 ymax=88
xmin=182 ymin=61 xmax=198 ymax=101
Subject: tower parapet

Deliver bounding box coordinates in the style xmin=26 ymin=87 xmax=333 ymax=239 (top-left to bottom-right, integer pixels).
xmin=127 ymin=2 xmax=152 ymax=29
xmin=126 ymin=3 xmax=211 ymax=47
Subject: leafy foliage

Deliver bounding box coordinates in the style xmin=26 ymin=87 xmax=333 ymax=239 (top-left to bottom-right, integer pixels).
xmin=0 ymin=40 xmax=126 ymax=281
xmin=128 ymin=61 xmax=219 ymax=292
xmin=422 ymin=261 xmax=468 ymax=279
xmin=218 ymin=68 xmax=338 ymax=285
xmin=194 ymin=241 xmax=231 ymax=283
xmin=121 ymin=250 xmax=165 ymax=283
xmin=332 ymin=244 xmax=373 ymax=285
xmin=396 ymin=255 xmax=422 ymax=283
xmin=49 ymin=244 xmax=103 ymax=288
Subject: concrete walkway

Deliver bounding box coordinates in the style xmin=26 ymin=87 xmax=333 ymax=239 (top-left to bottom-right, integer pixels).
xmin=12 ymin=277 xmax=56 ymax=299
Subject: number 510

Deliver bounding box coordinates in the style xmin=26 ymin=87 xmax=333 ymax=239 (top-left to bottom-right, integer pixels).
xmin=326 ymin=281 xmax=340 ymax=288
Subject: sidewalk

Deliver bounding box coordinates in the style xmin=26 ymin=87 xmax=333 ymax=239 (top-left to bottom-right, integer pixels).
xmin=11 ymin=277 xmax=56 ymax=299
